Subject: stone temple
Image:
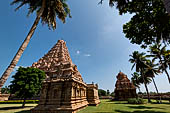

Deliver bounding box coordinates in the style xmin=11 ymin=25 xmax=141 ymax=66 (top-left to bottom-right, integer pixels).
xmin=114 ymin=71 xmax=136 ymax=101
xmin=31 ymin=40 xmax=100 ymax=113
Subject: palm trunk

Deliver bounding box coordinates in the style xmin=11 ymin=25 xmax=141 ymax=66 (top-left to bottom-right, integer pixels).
xmin=159 ymin=57 xmax=170 ymax=83
xmin=141 ymin=70 xmax=151 ymax=103
xmin=0 ymin=0 xmax=46 ymax=92
xmin=152 ymin=77 xmax=162 ymax=103
xmin=164 ymin=69 xmax=170 ymax=83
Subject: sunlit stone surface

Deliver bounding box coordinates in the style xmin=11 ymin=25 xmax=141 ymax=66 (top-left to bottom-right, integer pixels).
xmin=31 ymin=40 xmax=100 ymax=113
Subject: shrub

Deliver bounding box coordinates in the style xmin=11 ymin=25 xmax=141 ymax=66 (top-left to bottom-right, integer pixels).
xmin=128 ymin=98 xmax=145 ymax=104
xmin=0 ymin=100 xmax=39 ymax=104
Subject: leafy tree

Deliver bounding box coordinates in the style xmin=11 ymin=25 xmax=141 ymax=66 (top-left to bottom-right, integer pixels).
xmin=129 ymin=51 xmax=151 ymax=102
xmin=9 ymin=67 xmax=45 ymax=107
xmin=105 ymin=0 xmax=170 ymax=48
xmin=0 ymin=0 xmax=71 ymax=90
xmin=106 ymin=89 xmax=110 ymax=96
xmin=110 ymin=92 xmax=115 ymax=97
xmin=1 ymin=86 xmax=10 ymax=94
xmin=98 ymin=89 xmax=107 ymax=97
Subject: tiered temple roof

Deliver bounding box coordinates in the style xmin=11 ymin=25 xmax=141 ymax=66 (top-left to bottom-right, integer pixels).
xmin=114 ymin=71 xmax=136 ymax=100
xmin=32 ymin=40 xmax=83 ymax=81
xmin=115 ymin=72 xmax=136 ymax=90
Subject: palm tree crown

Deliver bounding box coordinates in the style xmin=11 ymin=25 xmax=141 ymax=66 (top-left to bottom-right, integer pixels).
xmin=11 ymin=0 xmax=71 ymax=30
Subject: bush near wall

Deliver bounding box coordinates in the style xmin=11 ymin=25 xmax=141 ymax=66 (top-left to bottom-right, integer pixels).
xmin=0 ymin=100 xmax=39 ymax=104
xmin=128 ymin=98 xmax=145 ymax=104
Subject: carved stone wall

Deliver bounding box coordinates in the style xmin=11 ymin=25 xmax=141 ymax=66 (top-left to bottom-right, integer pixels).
xmin=32 ymin=79 xmax=88 ymax=113
xmin=0 ymin=94 xmax=10 ymax=101
xmin=87 ymin=84 xmax=100 ymax=106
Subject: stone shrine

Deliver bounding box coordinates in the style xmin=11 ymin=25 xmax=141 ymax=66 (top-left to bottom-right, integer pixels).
xmin=31 ymin=40 xmax=100 ymax=113
xmin=114 ymin=71 xmax=136 ymax=101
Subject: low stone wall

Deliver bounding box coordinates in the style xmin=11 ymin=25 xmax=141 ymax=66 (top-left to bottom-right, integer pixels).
xmin=0 ymin=94 xmax=10 ymax=101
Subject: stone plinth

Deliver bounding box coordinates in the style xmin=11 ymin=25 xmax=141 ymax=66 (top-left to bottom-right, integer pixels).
xmin=114 ymin=72 xmax=137 ymax=101
xmin=87 ymin=84 xmax=100 ymax=106
xmin=0 ymin=94 xmax=10 ymax=101
xmin=31 ymin=78 xmax=88 ymax=113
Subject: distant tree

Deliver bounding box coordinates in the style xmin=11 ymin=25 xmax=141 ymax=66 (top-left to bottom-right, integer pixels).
xmin=0 ymin=0 xmax=71 ymax=91
xmin=110 ymin=92 xmax=115 ymax=97
xmin=1 ymin=86 xmax=10 ymax=94
xmin=9 ymin=67 xmax=45 ymax=107
xmin=98 ymin=89 xmax=107 ymax=97
xmin=106 ymin=90 xmax=110 ymax=96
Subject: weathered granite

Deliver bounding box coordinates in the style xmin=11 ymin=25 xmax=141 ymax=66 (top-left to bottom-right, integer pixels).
xmin=114 ymin=72 xmax=137 ymax=101
xmin=87 ymin=84 xmax=100 ymax=106
xmin=0 ymin=94 xmax=10 ymax=101
xmin=31 ymin=40 xmax=99 ymax=113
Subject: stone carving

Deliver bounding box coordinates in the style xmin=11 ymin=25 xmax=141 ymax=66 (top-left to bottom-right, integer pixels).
xmin=87 ymin=83 xmax=100 ymax=105
xmin=114 ymin=71 xmax=137 ymax=101
xmin=31 ymin=40 xmax=100 ymax=113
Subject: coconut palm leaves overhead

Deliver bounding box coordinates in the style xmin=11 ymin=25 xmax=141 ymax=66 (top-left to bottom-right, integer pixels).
xmin=11 ymin=0 xmax=71 ymax=30
xmin=129 ymin=51 xmax=147 ymax=72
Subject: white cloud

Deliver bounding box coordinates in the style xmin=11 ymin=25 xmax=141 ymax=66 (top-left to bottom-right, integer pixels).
xmin=76 ymin=50 xmax=80 ymax=55
xmin=84 ymin=54 xmax=91 ymax=57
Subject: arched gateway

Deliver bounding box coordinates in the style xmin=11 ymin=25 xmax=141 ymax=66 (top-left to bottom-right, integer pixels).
xmin=31 ymin=40 xmax=100 ymax=113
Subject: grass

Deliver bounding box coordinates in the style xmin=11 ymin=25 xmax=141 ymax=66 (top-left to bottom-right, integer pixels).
xmin=77 ymin=99 xmax=170 ymax=113
xmin=0 ymin=104 xmax=37 ymax=113
xmin=0 ymin=100 xmax=170 ymax=113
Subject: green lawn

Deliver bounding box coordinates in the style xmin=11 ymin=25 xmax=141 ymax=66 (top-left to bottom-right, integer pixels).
xmin=0 ymin=100 xmax=170 ymax=113
xmin=77 ymin=100 xmax=170 ymax=113
xmin=0 ymin=104 xmax=37 ymax=113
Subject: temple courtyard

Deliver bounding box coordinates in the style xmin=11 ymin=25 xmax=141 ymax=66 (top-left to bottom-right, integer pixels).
xmin=0 ymin=100 xmax=170 ymax=113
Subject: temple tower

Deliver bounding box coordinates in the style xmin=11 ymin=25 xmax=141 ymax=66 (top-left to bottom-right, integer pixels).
xmin=114 ymin=71 xmax=137 ymax=101
xmin=31 ymin=40 xmax=99 ymax=113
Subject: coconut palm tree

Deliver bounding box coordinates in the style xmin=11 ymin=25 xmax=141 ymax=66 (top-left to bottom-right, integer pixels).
xmin=0 ymin=0 xmax=71 ymax=91
xmin=129 ymin=51 xmax=151 ymax=103
xmin=131 ymin=72 xmax=141 ymax=92
xmin=148 ymin=44 xmax=170 ymax=83
xmin=145 ymin=59 xmax=162 ymax=103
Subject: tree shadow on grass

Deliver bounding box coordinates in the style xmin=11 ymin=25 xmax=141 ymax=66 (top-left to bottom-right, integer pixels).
xmin=127 ymin=105 xmax=164 ymax=109
xmin=15 ymin=110 xmax=30 ymax=113
xmin=0 ymin=106 xmax=34 ymax=110
xmin=115 ymin=110 xmax=166 ymax=113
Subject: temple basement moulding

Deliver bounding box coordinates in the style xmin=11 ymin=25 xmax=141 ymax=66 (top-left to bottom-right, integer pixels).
xmin=31 ymin=40 xmax=100 ymax=113
xmin=114 ymin=71 xmax=137 ymax=101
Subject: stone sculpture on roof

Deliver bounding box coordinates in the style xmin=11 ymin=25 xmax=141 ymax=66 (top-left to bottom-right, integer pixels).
xmin=114 ymin=71 xmax=137 ymax=101
xmin=31 ymin=40 xmax=100 ymax=113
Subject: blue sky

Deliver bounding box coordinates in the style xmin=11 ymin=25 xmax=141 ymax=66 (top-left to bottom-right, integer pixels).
xmin=0 ymin=0 xmax=170 ymax=93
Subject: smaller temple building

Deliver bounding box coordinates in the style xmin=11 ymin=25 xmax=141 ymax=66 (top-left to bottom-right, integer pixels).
xmin=114 ymin=72 xmax=137 ymax=101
